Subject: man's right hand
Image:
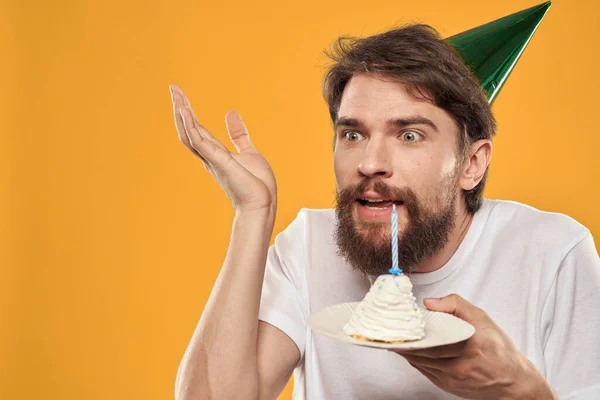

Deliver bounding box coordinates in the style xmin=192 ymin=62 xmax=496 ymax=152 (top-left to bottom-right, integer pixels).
xmin=170 ymin=84 xmax=277 ymax=214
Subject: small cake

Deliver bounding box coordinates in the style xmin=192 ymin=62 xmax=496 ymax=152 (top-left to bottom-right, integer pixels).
xmin=343 ymin=273 xmax=425 ymax=343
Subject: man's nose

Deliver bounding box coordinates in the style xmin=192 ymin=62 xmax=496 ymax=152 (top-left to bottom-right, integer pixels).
xmin=357 ymin=138 xmax=392 ymax=178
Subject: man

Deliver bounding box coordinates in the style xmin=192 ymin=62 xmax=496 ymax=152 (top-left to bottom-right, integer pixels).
xmin=171 ymin=24 xmax=600 ymax=399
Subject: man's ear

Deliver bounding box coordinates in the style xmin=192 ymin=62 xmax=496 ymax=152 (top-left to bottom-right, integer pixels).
xmin=458 ymin=139 xmax=493 ymax=191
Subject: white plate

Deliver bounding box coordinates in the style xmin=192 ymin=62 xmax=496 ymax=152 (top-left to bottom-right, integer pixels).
xmin=308 ymin=302 xmax=475 ymax=350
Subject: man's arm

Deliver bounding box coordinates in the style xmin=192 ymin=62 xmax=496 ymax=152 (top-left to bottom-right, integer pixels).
xmin=175 ymin=211 xmax=300 ymax=400
xmin=540 ymin=233 xmax=600 ymax=399
xmin=169 ymin=85 xmax=299 ymax=399
xmin=397 ymin=232 xmax=600 ymax=399
xmin=397 ymin=294 xmax=557 ymax=400
xmin=257 ymin=321 xmax=301 ymax=398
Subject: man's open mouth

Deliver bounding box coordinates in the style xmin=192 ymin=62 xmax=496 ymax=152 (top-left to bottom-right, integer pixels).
xmin=357 ymin=198 xmax=404 ymax=210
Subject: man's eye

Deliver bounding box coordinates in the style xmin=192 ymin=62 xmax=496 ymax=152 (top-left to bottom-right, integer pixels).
xmin=401 ymin=131 xmax=423 ymax=142
xmin=344 ymin=131 xmax=365 ymax=142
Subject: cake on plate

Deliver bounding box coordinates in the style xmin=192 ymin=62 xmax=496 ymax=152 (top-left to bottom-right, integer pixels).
xmin=343 ymin=273 xmax=425 ymax=343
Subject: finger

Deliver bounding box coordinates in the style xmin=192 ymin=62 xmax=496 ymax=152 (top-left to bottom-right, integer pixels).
xmin=170 ymin=84 xmax=191 ymax=113
xmin=170 ymin=85 xmax=204 ymax=132
xmin=407 ymin=361 xmax=443 ymax=387
xmin=180 ymin=107 xmax=230 ymax=166
xmin=172 ymin=84 xmax=201 ymax=124
xmin=171 ymin=84 xmax=210 ymax=144
xmin=403 ymin=354 xmax=457 ymax=371
xmin=171 ymin=85 xmax=229 ymax=154
xmin=424 ymin=294 xmax=486 ymax=324
xmin=225 ymin=110 xmax=255 ymax=153
xmin=397 ymin=340 xmax=468 ymax=359
xmin=179 ymin=90 xmax=229 ymax=153
xmin=171 ymin=89 xmax=202 ymax=157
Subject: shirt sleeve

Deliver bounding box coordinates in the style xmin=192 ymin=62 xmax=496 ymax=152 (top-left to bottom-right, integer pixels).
xmin=541 ymin=233 xmax=600 ymax=399
xmin=258 ymin=210 xmax=309 ymax=360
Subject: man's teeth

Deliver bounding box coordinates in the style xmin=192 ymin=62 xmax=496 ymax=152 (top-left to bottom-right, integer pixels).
xmin=361 ymin=199 xmax=389 ymax=202
xmin=361 ymin=199 xmax=397 ymax=209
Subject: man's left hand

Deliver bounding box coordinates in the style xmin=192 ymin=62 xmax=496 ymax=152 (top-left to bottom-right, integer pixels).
xmin=393 ymin=294 xmax=557 ymax=400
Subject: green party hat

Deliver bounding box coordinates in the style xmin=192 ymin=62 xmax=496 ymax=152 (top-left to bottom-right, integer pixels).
xmin=445 ymin=1 xmax=552 ymax=103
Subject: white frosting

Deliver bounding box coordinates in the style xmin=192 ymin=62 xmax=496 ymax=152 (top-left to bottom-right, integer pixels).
xmin=343 ymin=274 xmax=425 ymax=341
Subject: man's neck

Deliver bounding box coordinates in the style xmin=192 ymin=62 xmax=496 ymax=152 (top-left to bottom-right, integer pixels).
xmin=411 ymin=205 xmax=474 ymax=274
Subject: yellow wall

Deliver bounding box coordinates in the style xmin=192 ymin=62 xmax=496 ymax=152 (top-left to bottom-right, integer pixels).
xmin=2 ymin=0 xmax=599 ymax=398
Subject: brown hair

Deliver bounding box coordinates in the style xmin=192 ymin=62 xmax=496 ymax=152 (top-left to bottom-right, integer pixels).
xmin=322 ymin=24 xmax=496 ymax=214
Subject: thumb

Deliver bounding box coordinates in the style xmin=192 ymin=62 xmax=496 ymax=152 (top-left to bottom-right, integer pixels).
xmin=424 ymin=294 xmax=484 ymax=324
xmin=225 ymin=110 xmax=256 ymax=153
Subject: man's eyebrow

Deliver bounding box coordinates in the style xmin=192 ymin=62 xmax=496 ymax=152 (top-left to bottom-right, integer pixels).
xmin=334 ymin=116 xmax=439 ymax=133
xmin=390 ymin=116 xmax=439 ymax=133
xmin=334 ymin=117 xmax=361 ymax=129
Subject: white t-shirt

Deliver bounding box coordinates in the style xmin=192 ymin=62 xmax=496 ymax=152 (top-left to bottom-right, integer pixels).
xmin=258 ymin=199 xmax=600 ymax=399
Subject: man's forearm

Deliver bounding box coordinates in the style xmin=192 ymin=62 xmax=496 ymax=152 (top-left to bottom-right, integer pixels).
xmin=175 ymin=209 xmax=276 ymax=400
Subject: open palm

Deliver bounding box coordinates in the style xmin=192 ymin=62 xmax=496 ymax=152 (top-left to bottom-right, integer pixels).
xmin=170 ymin=84 xmax=277 ymax=213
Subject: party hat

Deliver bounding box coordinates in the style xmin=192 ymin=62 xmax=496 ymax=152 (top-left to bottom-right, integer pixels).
xmin=445 ymin=1 xmax=552 ymax=103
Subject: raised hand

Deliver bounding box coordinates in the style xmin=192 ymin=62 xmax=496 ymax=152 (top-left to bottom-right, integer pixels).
xmin=170 ymin=84 xmax=277 ymax=214
xmin=394 ymin=294 xmax=557 ymax=399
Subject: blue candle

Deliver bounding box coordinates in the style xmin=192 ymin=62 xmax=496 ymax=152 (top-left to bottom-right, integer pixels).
xmin=388 ymin=204 xmax=402 ymax=275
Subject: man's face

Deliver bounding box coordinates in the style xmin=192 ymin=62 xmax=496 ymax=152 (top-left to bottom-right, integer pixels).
xmin=333 ymin=73 xmax=464 ymax=275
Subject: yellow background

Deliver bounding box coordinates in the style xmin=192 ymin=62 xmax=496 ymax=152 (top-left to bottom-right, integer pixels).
xmin=2 ymin=0 xmax=599 ymax=398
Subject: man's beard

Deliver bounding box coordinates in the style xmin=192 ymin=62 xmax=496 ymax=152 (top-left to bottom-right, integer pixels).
xmin=333 ymin=177 xmax=457 ymax=276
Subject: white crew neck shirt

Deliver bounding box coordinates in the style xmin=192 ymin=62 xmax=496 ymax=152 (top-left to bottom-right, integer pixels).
xmin=258 ymin=199 xmax=600 ymax=399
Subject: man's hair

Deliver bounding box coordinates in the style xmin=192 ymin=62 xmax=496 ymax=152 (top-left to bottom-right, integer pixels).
xmin=322 ymin=24 xmax=497 ymax=214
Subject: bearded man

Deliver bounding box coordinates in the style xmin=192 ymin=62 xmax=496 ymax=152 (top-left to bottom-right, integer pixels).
xmin=171 ymin=24 xmax=600 ymax=400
